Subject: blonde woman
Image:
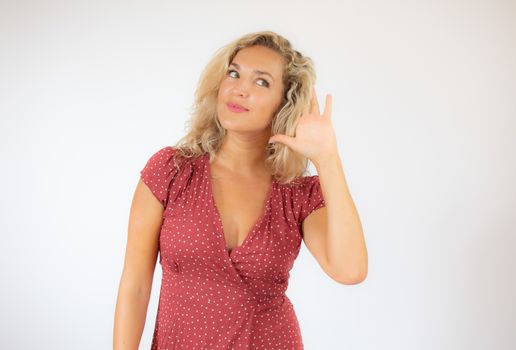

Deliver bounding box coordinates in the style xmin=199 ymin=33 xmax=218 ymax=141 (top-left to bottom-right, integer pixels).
xmin=113 ymin=30 xmax=367 ymax=350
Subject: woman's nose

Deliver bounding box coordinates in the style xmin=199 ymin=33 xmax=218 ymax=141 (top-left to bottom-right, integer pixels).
xmin=231 ymin=80 xmax=250 ymax=97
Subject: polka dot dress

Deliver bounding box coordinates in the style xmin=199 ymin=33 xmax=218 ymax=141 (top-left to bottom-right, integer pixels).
xmin=139 ymin=146 xmax=326 ymax=350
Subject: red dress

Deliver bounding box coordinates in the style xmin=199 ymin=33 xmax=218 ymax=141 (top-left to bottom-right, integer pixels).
xmin=140 ymin=146 xmax=326 ymax=350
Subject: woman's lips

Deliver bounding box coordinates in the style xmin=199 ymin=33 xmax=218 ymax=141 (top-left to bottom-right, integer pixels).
xmin=227 ymin=102 xmax=249 ymax=113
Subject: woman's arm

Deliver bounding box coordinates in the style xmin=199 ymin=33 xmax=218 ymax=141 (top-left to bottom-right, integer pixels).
xmin=113 ymin=180 xmax=164 ymax=350
xmin=312 ymin=154 xmax=367 ymax=283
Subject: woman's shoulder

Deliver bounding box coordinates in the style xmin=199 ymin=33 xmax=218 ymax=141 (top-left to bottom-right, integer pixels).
xmin=139 ymin=145 xmax=198 ymax=207
xmin=278 ymin=174 xmax=320 ymax=188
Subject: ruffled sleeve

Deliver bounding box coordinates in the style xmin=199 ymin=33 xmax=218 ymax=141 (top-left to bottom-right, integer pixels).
xmin=139 ymin=146 xmax=180 ymax=208
xmin=297 ymin=175 xmax=326 ymax=225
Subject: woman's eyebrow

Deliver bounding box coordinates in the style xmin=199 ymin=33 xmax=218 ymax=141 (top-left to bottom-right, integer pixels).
xmin=229 ymin=62 xmax=274 ymax=81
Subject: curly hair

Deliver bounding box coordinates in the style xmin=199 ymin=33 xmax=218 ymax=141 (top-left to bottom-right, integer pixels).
xmin=171 ymin=30 xmax=317 ymax=185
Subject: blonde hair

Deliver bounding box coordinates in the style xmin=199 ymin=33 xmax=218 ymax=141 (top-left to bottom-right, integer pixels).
xmin=172 ymin=30 xmax=317 ymax=185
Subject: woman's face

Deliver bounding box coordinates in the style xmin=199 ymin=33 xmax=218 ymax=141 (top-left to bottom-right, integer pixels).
xmin=217 ymin=45 xmax=285 ymax=133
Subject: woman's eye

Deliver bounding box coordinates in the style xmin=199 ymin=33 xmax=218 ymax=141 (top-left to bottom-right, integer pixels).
xmin=257 ymin=78 xmax=270 ymax=87
xmin=227 ymin=69 xmax=270 ymax=88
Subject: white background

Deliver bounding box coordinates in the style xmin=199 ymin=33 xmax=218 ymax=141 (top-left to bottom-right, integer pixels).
xmin=1 ymin=0 xmax=515 ymax=349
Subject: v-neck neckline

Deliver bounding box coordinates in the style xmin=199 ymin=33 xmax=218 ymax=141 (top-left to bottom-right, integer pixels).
xmin=204 ymin=153 xmax=275 ymax=260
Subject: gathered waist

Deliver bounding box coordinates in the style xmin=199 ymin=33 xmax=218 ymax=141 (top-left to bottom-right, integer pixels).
xmin=161 ymin=273 xmax=288 ymax=314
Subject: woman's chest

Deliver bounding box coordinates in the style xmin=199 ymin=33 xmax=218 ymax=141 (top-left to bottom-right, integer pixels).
xmin=211 ymin=177 xmax=273 ymax=250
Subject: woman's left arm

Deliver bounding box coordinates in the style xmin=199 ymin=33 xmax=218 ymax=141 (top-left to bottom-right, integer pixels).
xmin=313 ymin=153 xmax=368 ymax=283
xmin=269 ymin=86 xmax=368 ymax=283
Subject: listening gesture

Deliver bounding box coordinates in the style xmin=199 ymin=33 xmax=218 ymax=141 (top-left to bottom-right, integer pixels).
xmin=268 ymin=86 xmax=339 ymax=166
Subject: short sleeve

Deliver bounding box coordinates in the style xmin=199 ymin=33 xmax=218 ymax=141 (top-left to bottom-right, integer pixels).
xmin=139 ymin=146 xmax=179 ymax=207
xmin=298 ymin=175 xmax=326 ymax=224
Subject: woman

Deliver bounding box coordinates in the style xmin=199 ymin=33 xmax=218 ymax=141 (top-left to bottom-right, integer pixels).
xmin=114 ymin=30 xmax=367 ymax=349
